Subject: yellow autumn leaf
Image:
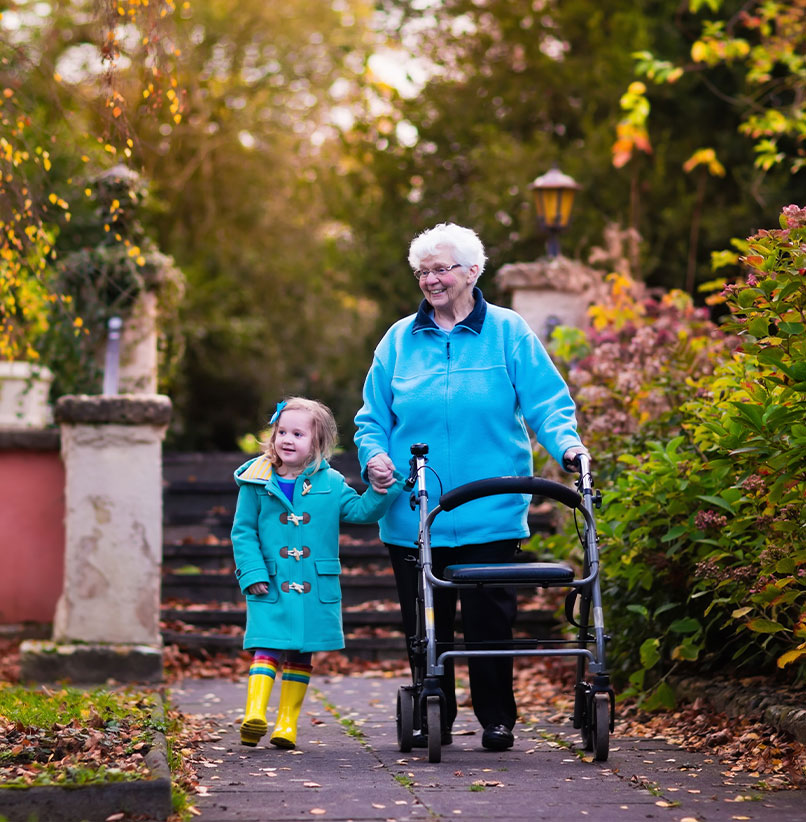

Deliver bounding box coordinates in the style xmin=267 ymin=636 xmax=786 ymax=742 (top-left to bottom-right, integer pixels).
xmin=683 ymin=147 xmax=726 ymax=177
xmin=776 ymin=646 xmax=806 ymax=668
xmin=691 ymin=41 xmax=708 ymax=63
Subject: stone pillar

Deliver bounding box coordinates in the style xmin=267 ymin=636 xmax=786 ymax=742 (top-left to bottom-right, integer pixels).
xmin=20 ymin=394 xmax=171 ymax=683
xmin=495 ymin=256 xmax=607 ymax=342
xmin=119 ymin=291 xmax=159 ymax=394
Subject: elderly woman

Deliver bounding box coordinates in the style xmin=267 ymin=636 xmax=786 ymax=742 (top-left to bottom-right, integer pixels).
xmin=354 ymin=222 xmax=588 ymax=751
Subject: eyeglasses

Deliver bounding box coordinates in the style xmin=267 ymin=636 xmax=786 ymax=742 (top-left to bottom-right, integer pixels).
xmin=412 ymin=263 xmax=463 ymax=280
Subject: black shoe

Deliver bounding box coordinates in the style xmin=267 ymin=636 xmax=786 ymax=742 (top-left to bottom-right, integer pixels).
xmin=411 ymin=729 xmax=453 ymax=747
xmin=481 ymin=724 xmax=514 ymax=751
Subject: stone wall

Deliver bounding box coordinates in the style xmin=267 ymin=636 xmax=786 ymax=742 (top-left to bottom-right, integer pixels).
xmin=0 ymin=429 xmax=65 ymax=624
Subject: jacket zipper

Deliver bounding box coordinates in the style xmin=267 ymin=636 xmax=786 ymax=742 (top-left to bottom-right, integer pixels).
xmin=444 ymin=334 xmax=458 ymax=543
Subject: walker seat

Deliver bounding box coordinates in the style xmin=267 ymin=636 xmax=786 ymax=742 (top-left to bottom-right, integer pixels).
xmin=442 ymin=562 xmax=575 ymax=585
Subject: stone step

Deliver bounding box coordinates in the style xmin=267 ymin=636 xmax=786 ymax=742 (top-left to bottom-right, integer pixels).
xmin=162 ymin=452 xmax=365 ymax=487
xmin=161 ymin=572 xmax=399 ymax=606
xmin=162 ymin=529 xmax=387 ymax=570
xmin=161 ymin=630 xmax=407 ymax=660
xmin=161 ymin=605 xmax=558 ymax=631
xmin=161 ymin=607 xmax=403 ymax=628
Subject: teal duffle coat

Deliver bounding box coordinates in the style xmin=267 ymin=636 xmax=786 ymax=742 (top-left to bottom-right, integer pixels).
xmin=231 ymin=455 xmax=403 ymax=652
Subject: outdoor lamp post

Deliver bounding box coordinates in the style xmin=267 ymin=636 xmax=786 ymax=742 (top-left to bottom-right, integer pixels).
xmin=529 ymin=166 xmax=581 ymax=258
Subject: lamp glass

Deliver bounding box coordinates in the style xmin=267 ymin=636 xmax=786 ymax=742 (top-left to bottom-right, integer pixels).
xmin=559 ymin=188 xmax=576 ymax=227
xmin=533 ymin=187 xmax=576 ymax=230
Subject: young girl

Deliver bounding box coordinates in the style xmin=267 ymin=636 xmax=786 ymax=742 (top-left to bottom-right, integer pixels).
xmin=231 ymin=397 xmax=403 ymax=748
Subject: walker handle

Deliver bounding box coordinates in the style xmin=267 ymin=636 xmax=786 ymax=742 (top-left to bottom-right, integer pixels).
xmin=438 ymin=476 xmax=582 ymax=512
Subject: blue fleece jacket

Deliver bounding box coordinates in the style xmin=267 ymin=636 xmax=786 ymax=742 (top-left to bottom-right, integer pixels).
xmin=354 ymin=288 xmax=583 ymax=548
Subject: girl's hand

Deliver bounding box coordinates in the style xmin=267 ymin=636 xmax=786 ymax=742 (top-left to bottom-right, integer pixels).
xmin=367 ymin=452 xmax=396 ymax=493
xmin=246 ymin=582 xmax=269 ymax=595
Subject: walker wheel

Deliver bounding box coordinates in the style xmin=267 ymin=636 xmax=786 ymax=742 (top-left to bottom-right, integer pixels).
xmin=397 ymin=687 xmax=415 ymax=752
xmin=580 ymin=695 xmax=593 ymax=752
xmin=591 ymin=692 xmax=610 ymax=762
xmin=426 ymin=695 xmax=442 ymax=763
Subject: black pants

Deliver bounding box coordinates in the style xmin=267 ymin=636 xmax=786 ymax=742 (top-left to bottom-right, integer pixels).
xmin=387 ymin=540 xmax=519 ymax=730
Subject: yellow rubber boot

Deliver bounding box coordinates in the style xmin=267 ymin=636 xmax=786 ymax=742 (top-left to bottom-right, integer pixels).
xmin=240 ymin=655 xmax=278 ymax=746
xmin=269 ymin=666 xmax=312 ymax=749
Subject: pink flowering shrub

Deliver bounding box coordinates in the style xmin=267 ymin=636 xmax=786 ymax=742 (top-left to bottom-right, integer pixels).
xmin=551 ymin=275 xmax=735 ymax=474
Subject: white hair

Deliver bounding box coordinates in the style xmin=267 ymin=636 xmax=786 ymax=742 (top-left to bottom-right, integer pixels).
xmin=408 ymin=223 xmax=487 ymax=281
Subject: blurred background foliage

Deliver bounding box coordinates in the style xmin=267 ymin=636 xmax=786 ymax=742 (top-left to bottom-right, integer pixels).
xmin=1 ymin=0 xmax=803 ymax=449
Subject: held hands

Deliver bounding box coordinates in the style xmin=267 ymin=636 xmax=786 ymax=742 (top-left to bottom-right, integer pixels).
xmin=246 ymin=582 xmax=269 ymax=595
xmin=367 ymin=452 xmax=397 ymax=494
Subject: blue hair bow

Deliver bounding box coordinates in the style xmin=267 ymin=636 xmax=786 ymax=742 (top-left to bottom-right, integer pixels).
xmin=269 ymin=401 xmax=287 ymax=425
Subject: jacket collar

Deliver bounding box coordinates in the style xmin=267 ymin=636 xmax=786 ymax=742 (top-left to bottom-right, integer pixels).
xmin=235 ymin=456 xmax=329 ymax=486
xmin=412 ymin=287 xmax=487 ymax=335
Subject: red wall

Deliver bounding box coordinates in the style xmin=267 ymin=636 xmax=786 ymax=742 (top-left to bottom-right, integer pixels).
xmin=0 ymin=450 xmax=65 ymax=624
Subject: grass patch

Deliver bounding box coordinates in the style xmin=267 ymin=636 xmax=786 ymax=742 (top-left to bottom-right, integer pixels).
xmin=0 ymin=683 xmax=158 ymax=789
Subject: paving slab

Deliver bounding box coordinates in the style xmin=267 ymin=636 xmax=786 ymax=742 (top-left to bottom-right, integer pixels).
xmin=170 ymin=675 xmax=806 ymax=822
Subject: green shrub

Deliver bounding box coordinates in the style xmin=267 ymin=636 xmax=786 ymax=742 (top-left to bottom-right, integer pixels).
xmin=551 ymin=206 xmax=806 ymax=705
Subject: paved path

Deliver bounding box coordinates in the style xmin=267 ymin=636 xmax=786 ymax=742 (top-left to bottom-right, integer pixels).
xmin=171 ymin=674 xmax=806 ymax=822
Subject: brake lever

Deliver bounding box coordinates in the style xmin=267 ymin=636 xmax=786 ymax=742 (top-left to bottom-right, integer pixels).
xmin=404 ymin=455 xmax=418 ymax=491
xmin=563 ymin=454 xmax=582 ymax=473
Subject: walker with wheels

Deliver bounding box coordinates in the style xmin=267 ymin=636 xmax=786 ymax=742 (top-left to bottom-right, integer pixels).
xmin=396 ymin=442 xmax=614 ymax=763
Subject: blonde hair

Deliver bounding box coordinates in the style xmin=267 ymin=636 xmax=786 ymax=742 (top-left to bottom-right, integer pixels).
xmin=263 ymin=396 xmax=338 ymax=474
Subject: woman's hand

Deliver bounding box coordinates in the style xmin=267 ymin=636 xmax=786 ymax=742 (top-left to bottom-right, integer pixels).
xmin=562 ymin=445 xmax=590 ymax=472
xmin=367 ymin=452 xmax=396 ymax=493
xmin=246 ymin=582 xmax=269 ymax=595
